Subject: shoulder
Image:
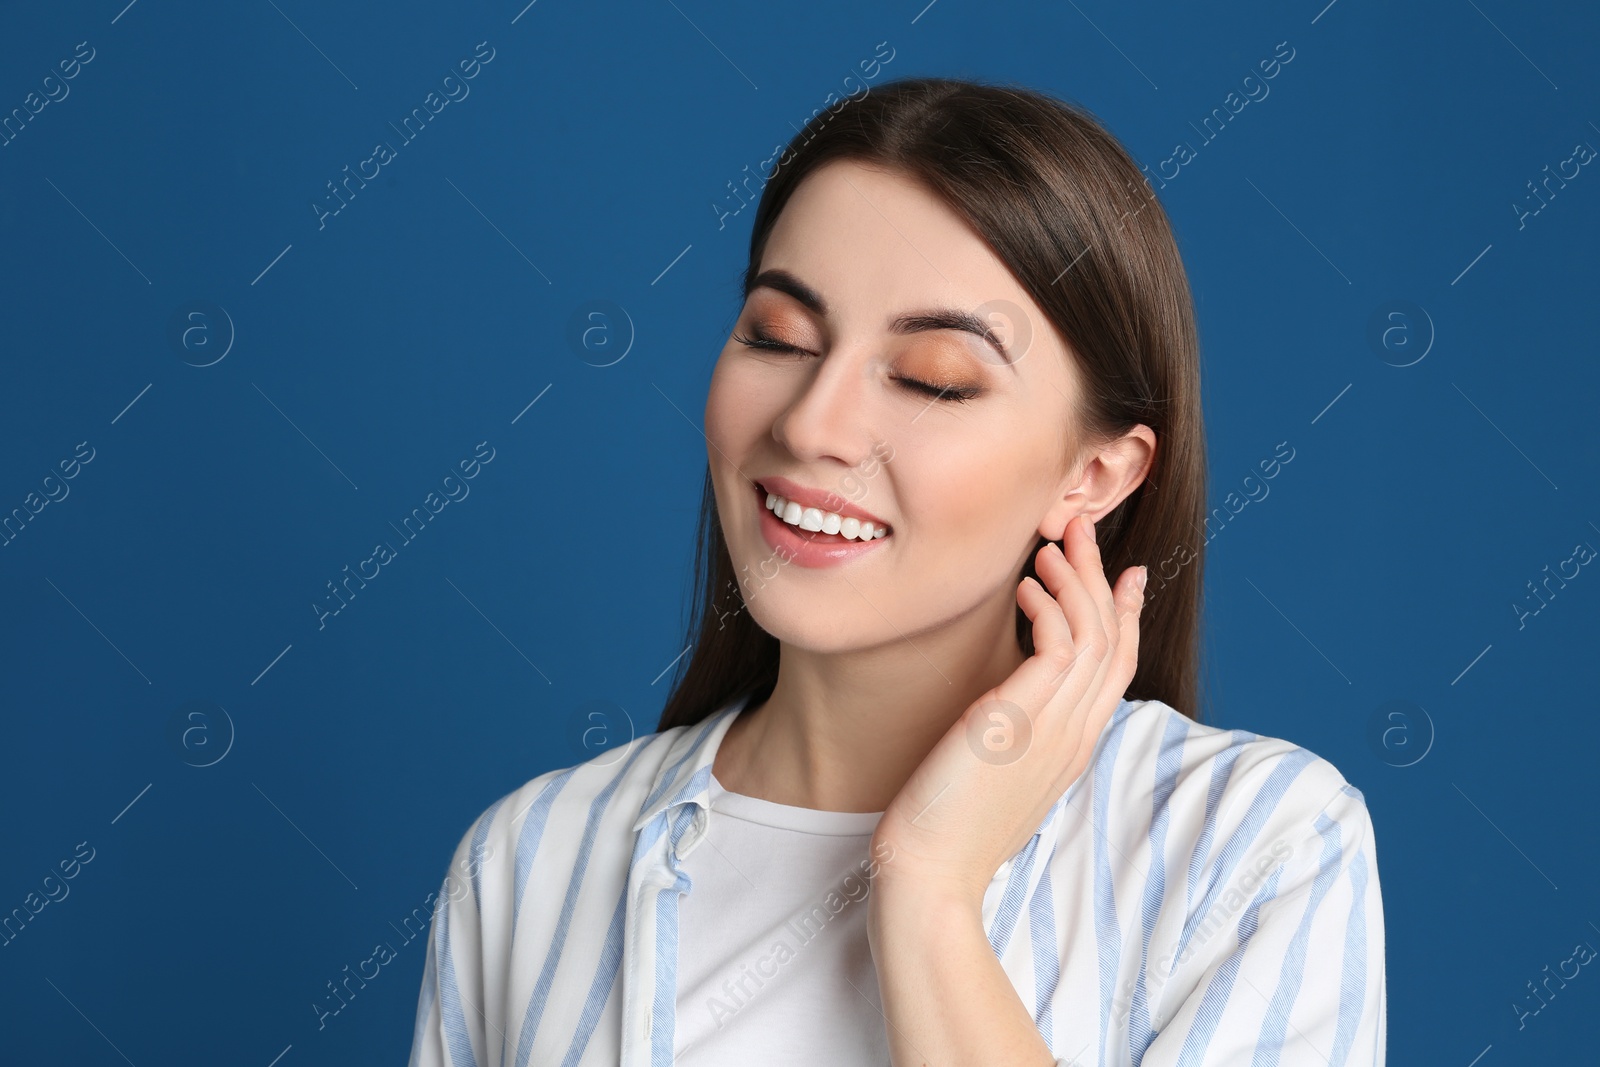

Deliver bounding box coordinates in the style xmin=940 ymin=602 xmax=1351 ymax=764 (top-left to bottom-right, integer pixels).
xmin=1048 ymin=701 xmax=1387 ymax=1061
xmin=1055 ymin=698 xmax=1382 ymax=987
xmin=1081 ymin=696 xmax=1376 ymax=867
xmin=431 ymin=716 xmax=712 ymax=897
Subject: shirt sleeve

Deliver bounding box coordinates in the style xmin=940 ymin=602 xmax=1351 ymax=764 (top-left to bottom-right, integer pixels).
xmin=408 ymin=809 xmax=497 ymax=1067
xmin=1135 ymin=778 xmax=1387 ymax=1067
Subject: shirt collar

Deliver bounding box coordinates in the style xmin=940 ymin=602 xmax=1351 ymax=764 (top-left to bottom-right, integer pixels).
xmin=629 ymin=691 xmax=1114 ymax=850
xmin=630 ymin=692 xmax=752 ymax=833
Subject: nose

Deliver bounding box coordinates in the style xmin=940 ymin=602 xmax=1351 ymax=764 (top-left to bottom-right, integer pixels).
xmin=769 ymin=344 xmax=881 ymax=473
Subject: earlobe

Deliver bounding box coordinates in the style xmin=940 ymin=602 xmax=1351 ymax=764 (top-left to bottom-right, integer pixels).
xmin=1038 ymin=490 xmax=1085 ymax=543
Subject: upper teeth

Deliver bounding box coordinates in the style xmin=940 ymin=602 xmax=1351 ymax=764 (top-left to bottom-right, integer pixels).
xmin=764 ymin=490 xmax=889 ymax=540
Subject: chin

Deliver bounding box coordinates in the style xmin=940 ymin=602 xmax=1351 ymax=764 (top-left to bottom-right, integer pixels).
xmin=741 ymin=596 xmax=880 ymax=653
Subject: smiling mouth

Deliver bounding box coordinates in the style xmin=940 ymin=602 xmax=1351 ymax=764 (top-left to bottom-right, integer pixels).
xmin=755 ymin=482 xmax=891 ymax=542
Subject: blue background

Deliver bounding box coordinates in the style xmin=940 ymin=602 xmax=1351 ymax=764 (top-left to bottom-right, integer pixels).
xmin=2 ymin=0 xmax=1596 ymax=1062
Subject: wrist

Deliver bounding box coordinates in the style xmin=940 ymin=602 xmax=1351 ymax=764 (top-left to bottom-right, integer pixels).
xmin=868 ymin=864 xmax=986 ymax=935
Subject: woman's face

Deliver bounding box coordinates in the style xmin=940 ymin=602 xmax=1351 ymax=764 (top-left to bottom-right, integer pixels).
xmin=704 ymin=158 xmax=1093 ymax=652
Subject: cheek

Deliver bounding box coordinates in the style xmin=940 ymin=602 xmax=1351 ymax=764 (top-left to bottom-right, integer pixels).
xmin=706 ymin=355 xmax=783 ymax=452
xmin=704 ymin=356 xmax=749 ymax=448
xmin=902 ymin=446 xmax=1040 ymax=561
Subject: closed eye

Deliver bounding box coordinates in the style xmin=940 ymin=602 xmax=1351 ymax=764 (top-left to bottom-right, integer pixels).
xmin=897 ymin=377 xmax=981 ymax=403
xmin=731 ymin=330 xmax=981 ymax=404
xmin=731 ymin=329 xmax=806 ymax=356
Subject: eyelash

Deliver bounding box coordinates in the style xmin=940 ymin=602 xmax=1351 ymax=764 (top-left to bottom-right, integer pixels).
xmin=731 ymin=329 xmax=982 ymax=404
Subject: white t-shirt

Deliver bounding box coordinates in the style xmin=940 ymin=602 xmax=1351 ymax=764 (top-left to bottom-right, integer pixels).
xmin=673 ymin=771 xmax=888 ymax=1064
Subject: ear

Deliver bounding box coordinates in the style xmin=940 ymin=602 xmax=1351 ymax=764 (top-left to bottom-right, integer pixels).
xmin=1038 ymin=424 xmax=1157 ymax=541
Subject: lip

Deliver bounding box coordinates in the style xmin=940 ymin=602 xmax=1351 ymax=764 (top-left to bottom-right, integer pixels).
xmin=753 ymin=479 xmax=892 ymax=569
xmin=754 ymin=475 xmax=892 ymax=530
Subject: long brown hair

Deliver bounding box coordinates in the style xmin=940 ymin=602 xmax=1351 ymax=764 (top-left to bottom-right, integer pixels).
xmin=657 ymin=76 xmax=1209 ymax=733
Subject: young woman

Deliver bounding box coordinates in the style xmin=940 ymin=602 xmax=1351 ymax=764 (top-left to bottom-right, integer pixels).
xmin=408 ymin=76 xmax=1386 ymax=1067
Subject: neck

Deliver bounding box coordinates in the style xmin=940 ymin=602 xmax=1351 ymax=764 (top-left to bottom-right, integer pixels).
xmin=712 ymin=583 xmax=1027 ymax=813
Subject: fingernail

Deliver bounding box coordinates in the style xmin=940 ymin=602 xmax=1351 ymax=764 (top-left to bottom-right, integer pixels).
xmin=1135 ymin=565 xmax=1148 ymax=595
xmin=1084 ymin=515 xmax=1096 ymax=543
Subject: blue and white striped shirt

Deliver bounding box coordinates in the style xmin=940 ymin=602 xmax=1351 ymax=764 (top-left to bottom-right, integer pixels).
xmin=408 ymin=694 xmax=1386 ymax=1066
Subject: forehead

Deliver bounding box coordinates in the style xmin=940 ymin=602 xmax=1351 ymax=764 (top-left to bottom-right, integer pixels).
xmin=762 ymin=160 xmax=1019 ymax=305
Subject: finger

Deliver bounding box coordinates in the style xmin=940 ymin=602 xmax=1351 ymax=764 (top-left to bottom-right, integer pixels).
xmin=1015 ymin=542 xmax=1136 ymax=734
xmin=1064 ymin=514 xmax=1139 ymax=701
xmin=1120 ymin=567 xmax=1144 ymax=645
xmin=1033 ymin=528 xmax=1108 ymax=681
xmin=1011 ymin=573 xmax=1102 ymax=760
xmin=1083 ymin=559 xmax=1141 ymax=682
xmin=1068 ymin=514 xmax=1121 ymax=656
xmin=1082 ymin=564 xmax=1145 ymax=712
xmin=1019 ymin=556 xmax=1104 ymax=745
xmin=1009 ymin=575 xmax=1078 ymax=709
xmin=1061 ymin=515 xmax=1120 ymax=703
xmin=1016 ymin=573 xmax=1069 ymax=668
xmin=1048 ymin=566 xmax=1147 ymax=795
xmin=1114 ymin=564 xmax=1146 ymax=623
xmin=1085 ymin=566 xmax=1147 ymax=729
xmin=1109 ymin=565 xmax=1146 ymax=684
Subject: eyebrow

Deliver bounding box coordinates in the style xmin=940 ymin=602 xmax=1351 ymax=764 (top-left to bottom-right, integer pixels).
xmin=744 ymin=268 xmax=1018 ymax=368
